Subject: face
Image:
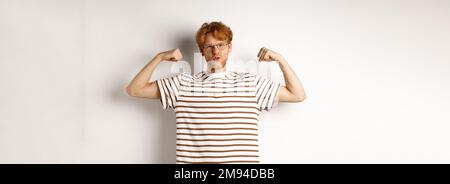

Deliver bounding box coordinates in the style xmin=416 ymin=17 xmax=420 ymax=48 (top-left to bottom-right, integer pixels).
xmin=201 ymin=33 xmax=232 ymax=69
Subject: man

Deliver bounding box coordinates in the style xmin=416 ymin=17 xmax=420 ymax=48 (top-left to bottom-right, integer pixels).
xmin=126 ymin=21 xmax=306 ymax=164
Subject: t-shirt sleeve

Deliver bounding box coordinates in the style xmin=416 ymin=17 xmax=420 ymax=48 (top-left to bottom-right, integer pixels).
xmin=255 ymin=74 xmax=281 ymax=112
xmin=156 ymin=74 xmax=181 ymax=110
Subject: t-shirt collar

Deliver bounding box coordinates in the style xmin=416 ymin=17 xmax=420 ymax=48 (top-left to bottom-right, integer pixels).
xmin=204 ymin=69 xmax=229 ymax=79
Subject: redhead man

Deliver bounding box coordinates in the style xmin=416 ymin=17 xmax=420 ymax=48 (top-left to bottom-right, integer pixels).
xmin=126 ymin=21 xmax=306 ymax=164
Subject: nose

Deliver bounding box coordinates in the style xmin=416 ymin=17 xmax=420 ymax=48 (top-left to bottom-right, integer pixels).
xmin=212 ymin=47 xmax=219 ymax=54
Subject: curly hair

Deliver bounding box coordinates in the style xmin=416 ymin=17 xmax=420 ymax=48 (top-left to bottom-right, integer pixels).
xmin=195 ymin=21 xmax=233 ymax=51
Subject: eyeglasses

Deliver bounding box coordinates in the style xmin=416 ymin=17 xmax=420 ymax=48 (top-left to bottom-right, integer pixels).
xmin=203 ymin=43 xmax=229 ymax=52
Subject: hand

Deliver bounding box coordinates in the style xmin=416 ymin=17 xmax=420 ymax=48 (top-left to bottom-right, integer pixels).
xmin=157 ymin=48 xmax=183 ymax=62
xmin=257 ymin=47 xmax=284 ymax=64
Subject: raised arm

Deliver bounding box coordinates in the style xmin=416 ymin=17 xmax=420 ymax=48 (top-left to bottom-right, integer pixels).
xmin=257 ymin=47 xmax=307 ymax=103
xmin=126 ymin=48 xmax=182 ymax=99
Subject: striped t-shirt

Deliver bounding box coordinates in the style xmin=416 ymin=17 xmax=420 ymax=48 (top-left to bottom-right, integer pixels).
xmin=156 ymin=70 xmax=281 ymax=164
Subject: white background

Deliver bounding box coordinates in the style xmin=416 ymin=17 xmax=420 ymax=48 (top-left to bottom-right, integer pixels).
xmin=1 ymin=0 xmax=450 ymax=163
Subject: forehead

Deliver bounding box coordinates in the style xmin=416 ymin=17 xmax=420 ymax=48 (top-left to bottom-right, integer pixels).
xmin=204 ymin=33 xmax=227 ymax=45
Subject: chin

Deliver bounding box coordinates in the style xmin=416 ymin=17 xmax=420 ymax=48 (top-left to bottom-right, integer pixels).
xmin=207 ymin=59 xmax=226 ymax=68
xmin=206 ymin=57 xmax=227 ymax=65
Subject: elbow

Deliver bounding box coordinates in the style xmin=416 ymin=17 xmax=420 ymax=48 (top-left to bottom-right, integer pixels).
xmin=294 ymin=94 xmax=307 ymax=103
xmin=126 ymin=85 xmax=138 ymax=97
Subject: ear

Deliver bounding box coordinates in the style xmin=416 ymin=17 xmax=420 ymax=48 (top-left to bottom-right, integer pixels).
xmin=200 ymin=47 xmax=205 ymax=56
xmin=228 ymin=42 xmax=232 ymax=53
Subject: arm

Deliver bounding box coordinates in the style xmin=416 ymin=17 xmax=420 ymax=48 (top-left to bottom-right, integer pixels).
xmin=126 ymin=48 xmax=182 ymax=99
xmin=277 ymin=57 xmax=307 ymax=102
xmin=257 ymin=47 xmax=307 ymax=102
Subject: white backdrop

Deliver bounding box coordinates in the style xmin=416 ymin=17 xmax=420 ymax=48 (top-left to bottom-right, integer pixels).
xmin=1 ymin=0 xmax=450 ymax=163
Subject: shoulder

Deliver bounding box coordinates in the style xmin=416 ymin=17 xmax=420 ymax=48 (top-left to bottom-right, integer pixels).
xmin=158 ymin=72 xmax=191 ymax=83
xmin=192 ymin=71 xmax=205 ymax=78
xmin=178 ymin=72 xmax=192 ymax=78
xmin=230 ymin=71 xmax=257 ymax=79
xmin=172 ymin=72 xmax=194 ymax=83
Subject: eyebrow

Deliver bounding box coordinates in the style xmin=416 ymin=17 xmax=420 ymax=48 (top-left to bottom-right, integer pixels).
xmin=204 ymin=42 xmax=227 ymax=45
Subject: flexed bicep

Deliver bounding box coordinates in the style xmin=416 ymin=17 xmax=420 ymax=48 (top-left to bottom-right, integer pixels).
xmin=277 ymin=86 xmax=305 ymax=103
xmin=128 ymin=81 xmax=160 ymax=99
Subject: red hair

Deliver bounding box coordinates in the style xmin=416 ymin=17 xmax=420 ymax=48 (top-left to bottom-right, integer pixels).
xmin=196 ymin=21 xmax=233 ymax=51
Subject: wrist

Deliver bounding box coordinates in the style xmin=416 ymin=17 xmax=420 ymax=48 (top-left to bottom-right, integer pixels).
xmin=277 ymin=57 xmax=287 ymax=67
xmin=152 ymin=54 xmax=163 ymax=63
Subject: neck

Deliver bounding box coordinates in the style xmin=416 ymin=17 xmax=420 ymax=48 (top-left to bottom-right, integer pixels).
xmin=208 ymin=67 xmax=226 ymax=73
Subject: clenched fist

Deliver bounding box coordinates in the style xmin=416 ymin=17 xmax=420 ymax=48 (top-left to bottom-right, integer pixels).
xmin=257 ymin=47 xmax=284 ymax=63
xmin=157 ymin=48 xmax=183 ymax=62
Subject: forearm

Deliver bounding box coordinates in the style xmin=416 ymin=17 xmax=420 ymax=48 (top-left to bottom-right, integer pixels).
xmin=126 ymin=54 xmax=162 ymax=91
xmin=278 ymin=58 xmax=306 ymax=99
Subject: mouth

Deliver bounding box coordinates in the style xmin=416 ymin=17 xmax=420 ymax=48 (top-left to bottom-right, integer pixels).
xmin=212 ymin=56 xmax=221 ymax=60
